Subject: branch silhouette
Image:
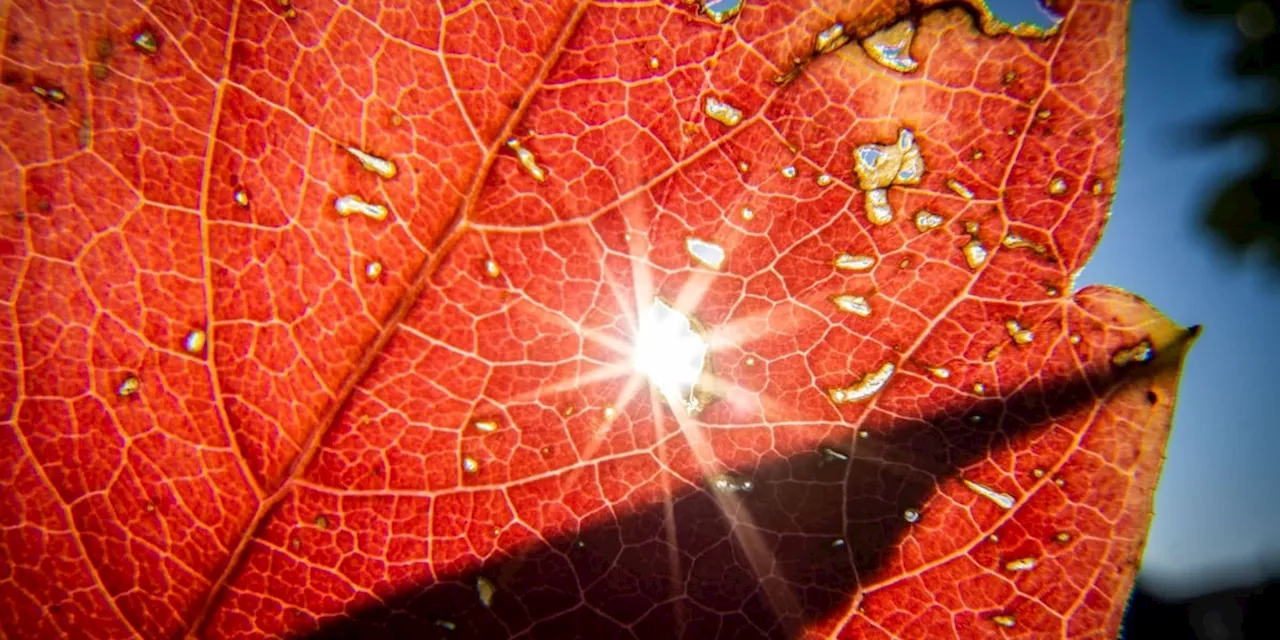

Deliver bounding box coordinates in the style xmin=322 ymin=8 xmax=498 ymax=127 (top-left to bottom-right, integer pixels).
xmin=1179 ymin=0 xmax=1280 ymax=269
xmin=292 ymin=327 xmax=1198 ymax=639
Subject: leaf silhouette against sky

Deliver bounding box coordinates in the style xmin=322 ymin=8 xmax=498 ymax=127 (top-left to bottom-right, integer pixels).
xmin=0 ymin=0 xmax=1196 ymax=638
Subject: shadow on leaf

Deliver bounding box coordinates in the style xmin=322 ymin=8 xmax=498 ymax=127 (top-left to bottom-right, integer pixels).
xmin=298 ymin=328 xmax=1197 ymax=639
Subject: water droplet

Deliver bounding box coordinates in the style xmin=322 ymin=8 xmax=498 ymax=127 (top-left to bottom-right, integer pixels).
xmin=483 ymin=259 xmax=501 ymax=278
xmin=144 ymin=501 xmax=156 ymax=513
xmin=334 ymin=195 xmax=389 ymax=221
xmin=132 ymin=29 xmax=159 ymax=54
xmin=1054 ymin=532 xmax=1071 ymax=543
xmin=345 ymin=147 xmax=397 ymax=179
xmin=988 ymin=533 xmax=999 ymax=542
xmin=32 ymin=85 xmax=67 ymax=104
xmin=462 ymin=456 xmax=479 ymax=473
xmin=505 ymin=138 xmax=547 ymax=182
xmin=473 ymin=419 xmax=498 ymax=433
xmin=699 ymin=0 xmax=744 ymax=24
xmin=709 ymin=472 xmax=754 ymax=494
xmin=990 ymin=614 xmax=1016 ymax=628
xmin=903 ymin=508 xmax=921 ymax=523
xmin=1112 ymin=340 xmax=1154 ymax=367
xmin=365 ymin=260 xmax=383 ymax=280
xmin=1001 ymin=233 xmax=1046 ymax=253
xmin=703 ymin=96 xmax=743 ymax=127
xmin=827 ymin=362 xmax=895 ymax=404
xmin=814 ymin=22 xmax=849 ymax=55
xmin=830 ymin=294 xmax=871 ymax=317
xmin=183 ymin=330 xmax=206 ymax=354
xmin=562 ymin=404 xmax=575 ymax=416
xmin=947 ymin=179 xmax=974 ymax=200
xmin=233 ymin=189 xmax=250 ymax=208
xmin=859 ymin=430 xmax=870 ymax=439
xmin=434 ymin=619 xmax=457 ymax=631
xmin=740 ymin=206 xmax=754 ymax=220
xmin=745 ymin=356 xmax=757 ymax=366
xmin=862 ymin=21 xmax=919 ymax=73
xmin=1069 ymin=333 xmax=1082 ymax=345
xmin=117 ymin=375 xmax=140 ymax=397
xmin=833 ymin=253 xmax=875 ymax=271
xmin=1054 ymin=477 xmax=1065 ymax=487
xmin=648 ymin=56 xmax=660 ymax=70
xmin=685 ymin=237 xmax=726 ymax=270
xmin=1005 ymin=320 xmax=1035 ymax=345
xmin=831 ymin=538 xmax=847 ymax=548
xmin=927 ymin=366 xmax=951 ymax=380
xmin=962 ymin=240 xmax=988 ymax=269
xmin=603 ymin=406 xmax=616 ymax=420
xmin=1047 ymin=175 xmax=1068 ymax=196
xmin=865 ymin=189 xmax=893 ymax=226
xmin=973 ymin=382 xmax=987 ymax=395
xmin=914 ymin=210 xmax=944 ymax=232
xmin=853 ymin=128 xmax=924 ymax=191
xmin=962 ymin=478 xmax=1017 ymax=510
xmin=971 ymin=149 xmax=985 ymax=160
xmin=1032 ymin=468 xmax=1045 ymax=478
xmin=780 ymin=165 xmax=797 ymax=179
xmin=1037 ymin=108 xmax=1052 ymax=120
xmin=476 ymin=576 xmax=496 ymax=607
xmin=816 ymin=173 xmax=833 ymax=187
xmin=968 ymin=414 xmax=984 ymax=424
xmin=820 ymin=446 xmax=849 ymax=462
xmin=737 ymin=160 xmax=749 ymax=173
xmin=1005 ymin=557 xmax=1037 ymax=571
xmin=1092 ymin=180 xmax=1106 ymax=196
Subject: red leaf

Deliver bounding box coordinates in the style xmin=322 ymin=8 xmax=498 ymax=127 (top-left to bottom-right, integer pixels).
xmin=1 ymin=0 xmax=1195 ymax=638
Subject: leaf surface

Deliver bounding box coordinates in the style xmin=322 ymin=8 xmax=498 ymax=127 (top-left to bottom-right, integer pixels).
xmin=0 ymin=0 xmax=1194 ymax=638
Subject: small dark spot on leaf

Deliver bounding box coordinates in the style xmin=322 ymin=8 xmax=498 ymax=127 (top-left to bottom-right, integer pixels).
xmin=1145 ymin=390 xmax=1158 ymax=405
xmin=96 ymin=37 xmax=114 ymax=60
xmin=37 ymin=199 xmax=51 ymax=212
xmin=315 ymin=514 xmax=329 ymax=529
xmin=7 ymin=33 xmax=19 ymax=46
xmin=91 ymin=64 xmax=108 ymax=81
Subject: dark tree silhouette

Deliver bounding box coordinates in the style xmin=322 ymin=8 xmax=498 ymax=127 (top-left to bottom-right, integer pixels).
xmin=1178 ymin=1 xmax=1280 ymax=269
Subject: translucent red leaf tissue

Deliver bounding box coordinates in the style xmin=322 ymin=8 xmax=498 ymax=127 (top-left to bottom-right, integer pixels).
xmin=1 ymin=0 xmax=1195 ymax=638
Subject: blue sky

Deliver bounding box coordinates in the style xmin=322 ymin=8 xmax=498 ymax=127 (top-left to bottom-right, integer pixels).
xmin=988 ymin=0 xmax=1280 ymax=598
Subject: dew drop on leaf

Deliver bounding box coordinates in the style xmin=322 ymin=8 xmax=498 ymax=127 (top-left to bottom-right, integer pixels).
xmin=832 ymin=253 xmax=875 ymax=271
xmin=698 ymin=0 xmax=744 ymax=24
xmin=862 ymin=20 xmax=919 ymax=73
xmin=813 ymin=23 xmax=849 ymax=55
xmin=853 ymin=128 xmax=923 ymax=190
xmin=819 ymin=446 xmax=849 ymax=462
xmin=962 ymin=478 xmax=1017 ymax=510
xmin=334 ymin=195 xmax=389 ymax=221
xmin=476 ymin=576 xmax=496 ymax=608
xmin=740 ymin=206 xmax=754 ymax=221
xmin=947 ymin=178 xmax=974 ymax=200
xmin=1005 ymin=319 xmax=1035 ymax=345
xmin=505 ymin=138 xmax=547 ymax=182
xmin=1048 ymin=175 xmax=1068 ymax=196
xmin=963 ymin=240 xmax=989 ymax=269
xmin=865 ymin=189 xmax=893 ymax=226
xmin=364 ymin=261 xmax=383 ymax=280
xmin=648 ymin=56 xmax=660 ymax=70
xmin=1055 ymin=532 xmax=1072 ymax=543
xmin=703 ymin=96 xmax=743 ymax=127
xmin=827 ymin=362 xmax=895 ymax=404
xmin=1033 ymin=468 xmax=1046 ymax=478
xmin=345 ymin=147 xmax=397 ymax=179
xmin=709 ymin=472 xmax=753 ymax=494
xmin=1069 ymin=333 xmax=1083 ymax=345
xmin=434 ymin=619 xmax=457 ymax=632
xmin=973 ymin=382 xmax=987 ymax=395
xmin=736 ymin=160 xmax=749 ymax=173
xmin=32 ymin=85 xmax=67 ymax=104
xmin=914 ymin=210 xmax=944 ymax=232
xmin=815 ymin=173 xmax=833 ymax=187
xmin=831 ymin=538 xmax=846 ymax=548
xmin=132 ymin=29 xmax=158 ymax=54
xmin=1001 ymin=233 xmax=1046 ymax=253
xmin=1005 ymin=557 xmax=1037 ymax=571
xmin=927 ymin=366 xmax=951 ymax=380
xmin=183 ymin=330 xmax=206 ymax=354
xmin=990 ymin=614 xmax=1016 ymax=628
xmin=462 ymin=457 xmax=479 ymax=474
xmin=903 ymin=508 xmax=921 ymax=523
xmin=117 ymin=375 xmax=140 ymax=397
xmin=483 ymin=259 xmax=501 ymax=278
xmin=473 ymin=419 xmax=498 ymax=433
xmin=780 ymin=165 xmax=797 ymax=179
xmin=830 ymin=294 xmax=871 ymax=317
xmin=685 ymin=237 xmax=726 ymax=270
xmin=1112 ymin=340 xmax=1154 ymax=367
xmin=233 ymin=188 xmax=249 ymax=208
